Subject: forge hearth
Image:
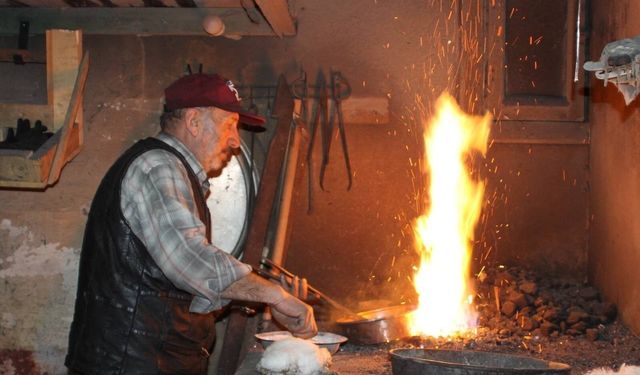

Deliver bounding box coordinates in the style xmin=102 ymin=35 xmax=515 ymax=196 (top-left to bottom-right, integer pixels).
xmin=324 ymin=265 xmax=640 ymax=375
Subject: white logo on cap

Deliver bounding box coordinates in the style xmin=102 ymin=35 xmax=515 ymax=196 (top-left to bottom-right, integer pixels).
xmin=226 ymin=80 xmax=242 ymax=101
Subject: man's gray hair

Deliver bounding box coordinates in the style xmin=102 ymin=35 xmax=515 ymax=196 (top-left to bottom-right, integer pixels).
xmin=160 ymin=108 xmax=189 ymax=132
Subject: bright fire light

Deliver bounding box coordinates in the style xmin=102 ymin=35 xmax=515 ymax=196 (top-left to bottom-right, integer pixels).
xmin=409 ymin=92 xmax=491 ymax=338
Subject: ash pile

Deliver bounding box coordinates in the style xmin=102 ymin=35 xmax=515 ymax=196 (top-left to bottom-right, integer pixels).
xmin=473 ymin=265 xmax=618 ymax=342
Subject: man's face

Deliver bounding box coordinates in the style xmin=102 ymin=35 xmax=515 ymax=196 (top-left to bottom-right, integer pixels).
xmin=194 ymin=107 xmax=240 ymax=174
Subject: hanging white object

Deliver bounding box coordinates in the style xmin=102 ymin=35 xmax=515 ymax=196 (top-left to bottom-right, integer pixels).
xmin=202 ymin=15 xmax=226 ymax=36
xmin=584 ymin=35 xmax=640 ymax=105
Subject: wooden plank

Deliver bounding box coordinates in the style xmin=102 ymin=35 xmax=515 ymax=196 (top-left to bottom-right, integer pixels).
xmin=0 ymin=8 xmax=275 ymax=36
xmin=0 ymin=152 xmax=38 ymax=184
xmin=47 ymin=51 xmax=89 ymax=184
xmin=156 ymin=0 xmax=181 ymax=7
xmin=0 ymin=48 xmax=45 ymax=63
xmin=490 ymin=121 xmax=590 ymax=145
xmin=0 ymin=104 xmax=51 ymax=125
xmin=47 ymin=29 xmax=82 ymax=132
xmin=109 ymin=0 xmax=146 ymax=6
xmin=193 ymin=0 xmax=243 ymax=7
xmin=0 ymin=49 xmax=31 ymax=63
xmin=254 ymin=0 xmax=295 ymax=37
xmin=0 ymin=180 xmax=46 ymax=188
xmin=13 ymin=0 xmax=69 ymax=6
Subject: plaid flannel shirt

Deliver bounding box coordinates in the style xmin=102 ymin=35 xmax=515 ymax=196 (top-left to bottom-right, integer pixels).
xmin=120 ymin=132 xmax=251 ymax=313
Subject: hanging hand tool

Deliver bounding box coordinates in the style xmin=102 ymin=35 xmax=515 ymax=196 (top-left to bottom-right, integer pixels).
xmin=292 ymin=69 xmax=313 ymax=213
xmin=319 ymin=70 xmax=353 ymax=191
xmin=292 ymin=68 xmax=316 ymax=213
xmin=291 ymin=67 xmax=309 ymax=124
xmin=303 ymin=71 xmax=330 ymax=213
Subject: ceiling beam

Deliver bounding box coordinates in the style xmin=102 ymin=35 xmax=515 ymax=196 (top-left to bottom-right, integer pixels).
xmin=1 ymin=0 xmax=68 ymax=5
xmin=0 ymin=7 xmax=277 ymax=36
xmin=192 ymin=0 xmax=243 ymax=7
xmin=254 ymin=0 xmax=294 ymax=37
xmin=0 ymin=0 xmax=202 ymax=5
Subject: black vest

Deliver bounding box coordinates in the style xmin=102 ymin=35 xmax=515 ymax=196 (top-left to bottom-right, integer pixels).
xmin=66 ymin=138 xmax=216 ymax=375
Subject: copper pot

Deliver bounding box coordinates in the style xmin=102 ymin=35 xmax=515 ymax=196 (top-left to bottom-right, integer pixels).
xmin=335 ymin=304 xmax=416 ymax=345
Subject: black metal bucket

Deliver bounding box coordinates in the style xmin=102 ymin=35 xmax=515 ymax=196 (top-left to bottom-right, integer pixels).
xmin=390 ymin=348 xmax=571 ymax=375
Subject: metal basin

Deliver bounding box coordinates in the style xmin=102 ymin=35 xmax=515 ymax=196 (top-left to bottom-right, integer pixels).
xmin=336 ymin=305 xmax=415 ymax=345
xmin=390 ymin=348 xmax=571 ymax=375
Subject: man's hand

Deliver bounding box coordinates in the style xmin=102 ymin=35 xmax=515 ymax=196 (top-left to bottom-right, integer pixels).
xmin=221 ymin=272 xmax=317 ymax=338
xmin=280 ymin=274 xmax=309 ymax=301
xmin=269 ymin=293 xmax=317 ymax=339
xmin=279 ymin=274 xmax=333 ymax=322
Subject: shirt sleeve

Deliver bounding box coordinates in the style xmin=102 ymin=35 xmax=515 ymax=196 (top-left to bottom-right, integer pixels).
xmin=122 ymin=151 xmax=251 ymax=313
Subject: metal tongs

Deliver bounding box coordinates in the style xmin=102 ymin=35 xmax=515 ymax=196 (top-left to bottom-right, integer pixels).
xmin=256 ymin=258 xmax=361 ymax=319
xmin=320 ymin=70 xmax=353 ymax=191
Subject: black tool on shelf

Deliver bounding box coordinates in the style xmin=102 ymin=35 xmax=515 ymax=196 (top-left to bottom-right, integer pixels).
xmin=0 ymin=118 xmax=53 ymax=151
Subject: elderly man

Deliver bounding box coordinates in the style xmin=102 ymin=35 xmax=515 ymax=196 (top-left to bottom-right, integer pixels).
xmin=65 ymin=73 xmax=317 ymax=375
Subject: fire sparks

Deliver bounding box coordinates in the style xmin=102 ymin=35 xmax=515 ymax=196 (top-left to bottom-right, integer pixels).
xmin=409 ymin=93 xmax=491 ymax=338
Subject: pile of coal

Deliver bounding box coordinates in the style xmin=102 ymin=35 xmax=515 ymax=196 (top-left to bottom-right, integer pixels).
xmin=474 ymin=265 xmax=617 ymax=341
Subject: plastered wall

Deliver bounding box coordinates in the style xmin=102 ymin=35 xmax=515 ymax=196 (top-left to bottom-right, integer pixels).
xmin=588 ymin=0 xmax=640 ymax=335
xmin=0 ymin=1 xmax=594 ymax=373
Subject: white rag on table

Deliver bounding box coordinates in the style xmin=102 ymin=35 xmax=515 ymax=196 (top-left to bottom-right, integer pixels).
xmin=256 ymin=337 xmax=336 ymax=375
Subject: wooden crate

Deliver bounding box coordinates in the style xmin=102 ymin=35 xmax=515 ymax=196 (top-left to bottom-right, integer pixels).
xmin=0 ymin=29 xmax=88 ymax=189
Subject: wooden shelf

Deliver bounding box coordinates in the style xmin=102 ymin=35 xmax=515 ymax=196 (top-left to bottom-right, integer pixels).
xmin=0 ymin=29 xmax=88 ymax=189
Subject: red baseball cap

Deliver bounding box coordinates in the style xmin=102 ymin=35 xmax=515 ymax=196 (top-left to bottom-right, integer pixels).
xmin=164 ymin=73 xmax=266 ymax=127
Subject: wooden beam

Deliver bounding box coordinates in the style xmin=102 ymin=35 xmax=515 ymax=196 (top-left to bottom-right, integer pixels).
xmin=108 ymin=0 xmax=145 ymax=6
xmin=0 ymin=104 xmax=51 ymax=125
xmin=47 ymin=51 xmax=89 ymax=184
xmin=10 ymin=0 xmax=69 ymax=6
xmin=193 ymin=0 xmax=243 ymax=7
xmin=254 ymin=0 xmax=295 ymax=37
xmin=0 ymin=8 xmax=275 ymax=36
xmin=490 ymin=121 xmax=590 ymax=145
xmin=0 ymin=48 xmax=34 ymax=63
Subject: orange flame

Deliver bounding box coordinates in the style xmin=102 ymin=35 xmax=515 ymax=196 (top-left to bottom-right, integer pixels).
xmin=409 ymin=93 xmax=491 ymax=337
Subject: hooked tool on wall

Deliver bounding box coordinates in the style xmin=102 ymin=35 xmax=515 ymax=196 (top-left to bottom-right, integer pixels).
xmin=320 ymin=70 xmax=352 ymax=191
xmin=293 ymin=68 xmax=353 ymax=213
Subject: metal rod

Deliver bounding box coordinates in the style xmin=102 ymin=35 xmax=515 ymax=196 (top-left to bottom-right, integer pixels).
xmin=270 ymin=122 xmax=302 ymax=264
xmin=260 ymin=258 xmax=360 ymax=318
xmin=574 ymin=0 xmax=581 ymax=82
